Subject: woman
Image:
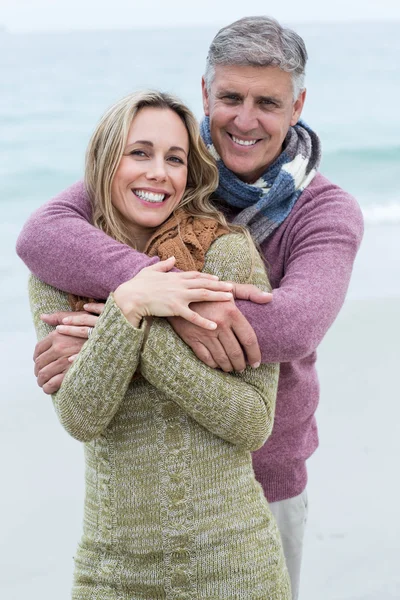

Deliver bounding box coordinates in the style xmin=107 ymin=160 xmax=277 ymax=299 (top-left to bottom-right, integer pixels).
xmin=29 ymin=91 xmax=290 ymax=599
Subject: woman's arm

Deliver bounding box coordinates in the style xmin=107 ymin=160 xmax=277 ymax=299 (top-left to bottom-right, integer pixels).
xmin=140 ymin=234 xmax=279 ymax=452
xmin=29 ymin=275 xmax=145 ymax=442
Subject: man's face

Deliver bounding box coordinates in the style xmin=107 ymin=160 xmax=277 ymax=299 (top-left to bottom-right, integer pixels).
xmin=202 ymin=65 xmax=306 ymax=183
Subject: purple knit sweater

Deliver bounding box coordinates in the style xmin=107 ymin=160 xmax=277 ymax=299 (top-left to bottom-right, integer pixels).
xmin=17 ymin=173 xmax=364 ymax=502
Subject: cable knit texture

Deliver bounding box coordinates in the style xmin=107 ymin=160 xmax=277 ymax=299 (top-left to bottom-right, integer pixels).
xmin=29 ymin=233 xmax=291 ymax=599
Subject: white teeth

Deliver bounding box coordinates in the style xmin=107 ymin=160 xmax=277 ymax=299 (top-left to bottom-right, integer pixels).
xmin=231 ymin=135 xmax=257 ymax=146
xmin=134 ymin=190 xmax=166 ymax=203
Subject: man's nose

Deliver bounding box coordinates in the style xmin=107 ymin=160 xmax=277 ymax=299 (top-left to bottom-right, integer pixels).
xmin=234 ymin=103 xmax=258 ymax=132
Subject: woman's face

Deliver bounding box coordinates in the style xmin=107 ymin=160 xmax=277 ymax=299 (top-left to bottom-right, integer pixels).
xmin=111 ymin=107 xmax=189 ymax=245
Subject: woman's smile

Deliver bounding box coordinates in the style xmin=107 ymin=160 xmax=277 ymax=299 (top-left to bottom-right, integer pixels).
xmin=111 ymin=106 xmax=189 ymax=243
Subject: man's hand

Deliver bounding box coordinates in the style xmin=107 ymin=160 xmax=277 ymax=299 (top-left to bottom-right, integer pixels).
xmin=168 ymin=284 xmax=272 ymax=372
xmin=34 ymin=304 xmax=104 ymax=394
xmin=34 ymin=329 xmax=85 ymax=394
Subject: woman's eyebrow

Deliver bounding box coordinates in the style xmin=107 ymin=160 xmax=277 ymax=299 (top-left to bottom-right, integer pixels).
xmin=169 ymin=146 xmax=187 ymax=155
xmin=127 ymin=140 xmax=187 ymax=154
xmin=129 ymin=139 xmax=153 ymax=146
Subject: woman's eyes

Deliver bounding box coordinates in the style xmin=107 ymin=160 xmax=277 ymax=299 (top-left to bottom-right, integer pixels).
xmin=129 ymin=150 xmax=184 ymax=165
xmin=167 ymin=156 xmax=185 ymax=165
xmin=129 ymin=149 xmax=147 ymax=157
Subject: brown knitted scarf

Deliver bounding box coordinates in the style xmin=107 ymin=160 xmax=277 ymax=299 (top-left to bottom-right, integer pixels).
xmin=68 ymin=209 xmax=229 ymax=311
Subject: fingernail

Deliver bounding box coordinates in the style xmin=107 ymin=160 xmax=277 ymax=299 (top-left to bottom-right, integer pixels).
xmin=56 ymin=325 xmax=65 ymax=332
xmin=261 ymin=292 xmax=272 ymax=297
xmin=83 ymin=304 xmax=89 ymax=310
xmin=251 ymin=362 xmax=260 ymax=369
xmin=209 ymin=322 xmax=217 ymax=330
xmin=68 ymin=355 xmax=77 ymax=362
xmin=62 ymin=317 xmax=71 ymax=324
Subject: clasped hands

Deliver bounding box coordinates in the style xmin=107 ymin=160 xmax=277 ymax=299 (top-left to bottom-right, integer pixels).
xmin=34 ymin=258 xmax=272 ymax=394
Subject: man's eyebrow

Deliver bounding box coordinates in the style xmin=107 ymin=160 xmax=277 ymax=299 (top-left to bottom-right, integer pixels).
xmin=216 ymin=89 xmax=243 ymax=98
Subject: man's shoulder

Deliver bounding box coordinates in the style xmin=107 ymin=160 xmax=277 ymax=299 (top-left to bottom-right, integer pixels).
xmin=291 ymin=172 xmax=364 ymax=225
xmin=300 ymin=172 xmax=359 ymax=209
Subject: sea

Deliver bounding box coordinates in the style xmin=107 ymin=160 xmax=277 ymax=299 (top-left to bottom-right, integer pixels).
xmin=1 ymin=21 xmax=400 ymax=600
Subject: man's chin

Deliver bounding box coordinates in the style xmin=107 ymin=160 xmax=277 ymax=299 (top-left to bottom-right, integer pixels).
xmin=221 ymin=156 xmax=260 ymax=183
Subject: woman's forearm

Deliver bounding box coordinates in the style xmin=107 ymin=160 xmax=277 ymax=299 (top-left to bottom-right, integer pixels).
xmin=29 ymin=276 xmax=145 ymax=441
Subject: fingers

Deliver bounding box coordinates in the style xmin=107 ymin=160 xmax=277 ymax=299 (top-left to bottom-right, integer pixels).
xmin=34 ymin=333 xmax=86 ymax=373
xmin=197 ymin=336 xmax=234 ymax=372
xmin=180 ymin=271 xmax=220 ymax=282
xmin=37 ymin=356 xmax=70 ymax=388
xmin=189 ymin=342 xmax=218 ymax=369
xmin=231 ymin=314 xmax=261 ymax=368
xmin=147 ymin=256 xmax=176 ymax=272
xmin=232 ymin=283 xmax=273 ymax=303
xmin=42 ymin=373 xmax=65 ymax=395
xmin=218 ymin=330 xmax=246 ymax=372
xmin=186 ymin=289 xmax=233 ymax=304
xmin=83 ymin=302 xmax=105 ymax=315
xmin=60 ymin=314 xmax=99 ymax=327
xmin=184 ymin=277 xmax=233 ymax=292
xmin=179 ymin=307 xmax=217 ymax=331
xmin=56 ymin=325 xmax=93 ymax=338
xmin=34 ymin=345 xmax=59 ymax=374
xmin=33 ymin=335 xmax=53 ymax=361
xmin=40 ymin=311 xmax=75 ymax=326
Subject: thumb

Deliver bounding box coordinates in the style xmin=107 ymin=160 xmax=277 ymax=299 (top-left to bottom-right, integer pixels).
xmin=148 ymin=256 xmax=176 ymax=272
xmin=232 ymin=283 xmax=273 ymax=304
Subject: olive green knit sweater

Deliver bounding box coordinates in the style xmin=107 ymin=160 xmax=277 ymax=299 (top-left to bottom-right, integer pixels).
xmin=29 ymin=233 xmax=290 ymax=600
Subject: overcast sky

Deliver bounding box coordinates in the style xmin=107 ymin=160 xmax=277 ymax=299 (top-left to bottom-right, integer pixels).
xmin=1 ymin=0 xmax=399 ymax=32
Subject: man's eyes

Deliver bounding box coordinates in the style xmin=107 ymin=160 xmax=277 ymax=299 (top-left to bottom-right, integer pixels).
xmin=221 ymin=94 xmax=241 ymax=102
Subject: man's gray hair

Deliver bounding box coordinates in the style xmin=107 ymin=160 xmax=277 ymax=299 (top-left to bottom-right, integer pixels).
xmin=204 ymin=16 xmax=308 ymax=100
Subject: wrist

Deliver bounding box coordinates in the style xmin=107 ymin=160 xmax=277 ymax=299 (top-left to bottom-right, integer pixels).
xmin=113 ymin=287 xmax=145 ymax=328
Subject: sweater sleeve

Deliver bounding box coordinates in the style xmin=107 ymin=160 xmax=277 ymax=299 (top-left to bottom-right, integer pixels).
xmin=236 ymin=186 xmax=364 ymax=362
xmin=29 ymin=275 xmax=145 ymax=442
xmin=17 ymin=181 xmax=159 ymax=298
xmin=140 ymin=234 xmax=279 ymax=452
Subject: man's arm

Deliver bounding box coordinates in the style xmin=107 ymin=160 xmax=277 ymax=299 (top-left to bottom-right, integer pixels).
xmin=170 ymin=186 xmax=364 ymax=365
xmin=16 ymin=181 xmax=159 ymax=298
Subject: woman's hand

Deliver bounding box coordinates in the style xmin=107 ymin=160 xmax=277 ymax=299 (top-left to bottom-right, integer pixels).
xmin=51 ymin=303 xmax=105 ymax=359
xmin=113 ymin=256 xmax=234 ymax=330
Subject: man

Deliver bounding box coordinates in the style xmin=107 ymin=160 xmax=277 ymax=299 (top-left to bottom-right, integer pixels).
xmin=17 ymin=16 xmax=364 ymax=599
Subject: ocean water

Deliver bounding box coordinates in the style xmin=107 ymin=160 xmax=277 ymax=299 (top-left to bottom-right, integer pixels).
xmin=1 ymin=21 xmax=399 ymax=217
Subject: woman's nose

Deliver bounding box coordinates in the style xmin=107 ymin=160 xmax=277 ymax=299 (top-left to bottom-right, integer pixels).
xmin=146 ymin=159 xmax=167 ymax=181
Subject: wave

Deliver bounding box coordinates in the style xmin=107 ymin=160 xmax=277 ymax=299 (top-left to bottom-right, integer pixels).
xmin=324 ymin=145 xmax=400 ymax=163
xmin=362 ymin=201 xmax=400 ymax=225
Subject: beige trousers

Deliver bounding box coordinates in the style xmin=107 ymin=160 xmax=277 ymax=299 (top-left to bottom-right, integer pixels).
xmin=269 ymin=489 xmax=308 ymax=600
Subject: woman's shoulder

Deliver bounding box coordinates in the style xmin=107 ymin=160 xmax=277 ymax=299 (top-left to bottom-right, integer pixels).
xmin=204 ymin=232 xmax=268 ymax=288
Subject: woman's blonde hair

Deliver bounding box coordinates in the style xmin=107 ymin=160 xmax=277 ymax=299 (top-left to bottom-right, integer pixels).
xmin=85 ymin=90 xmax=258 ymax=274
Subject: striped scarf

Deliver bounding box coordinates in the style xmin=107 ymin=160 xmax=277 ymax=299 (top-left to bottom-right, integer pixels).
xmin=200 ymin=117 xmax=321 ymax=244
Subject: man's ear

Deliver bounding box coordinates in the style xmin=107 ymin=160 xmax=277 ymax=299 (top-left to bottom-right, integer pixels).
xmin=201 ymin=77 xmax=210 ymax=116
xmin=290 ymin=88 xmax=306 ymax=126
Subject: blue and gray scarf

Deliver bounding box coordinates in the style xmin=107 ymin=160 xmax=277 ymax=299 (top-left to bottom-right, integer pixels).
xmin=200 ymin=116 xmax=321 ymax=244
